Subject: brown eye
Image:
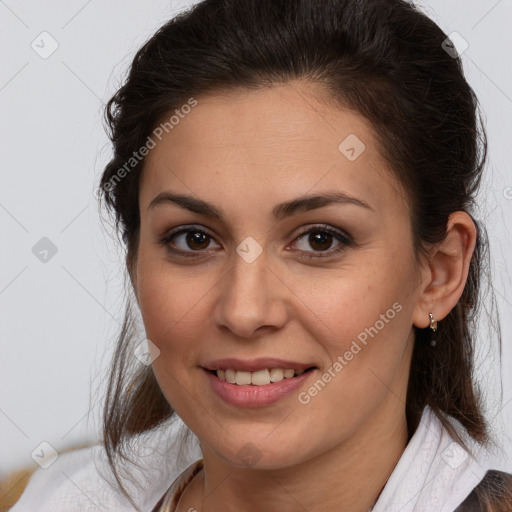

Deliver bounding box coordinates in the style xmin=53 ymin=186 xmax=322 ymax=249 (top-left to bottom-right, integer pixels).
xmin=292 ymin=224 xmax=352 ymax=259
xmin=185 ymin=231 xmax=210 ymax=250
xmin=161 ymin=224 xmax=351 ymax=260
xmin=161 ymin=226 xmax=221 ymax=257
xmin=307 ymin=231 xmax=334 ymax=251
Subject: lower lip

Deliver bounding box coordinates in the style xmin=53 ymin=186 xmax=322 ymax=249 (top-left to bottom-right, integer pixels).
xmin=204 ymin=369 xmax=315 ymax=407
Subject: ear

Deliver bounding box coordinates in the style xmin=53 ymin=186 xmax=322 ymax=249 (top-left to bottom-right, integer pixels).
xmin=412 ymin=211 xmax=477 ymax=328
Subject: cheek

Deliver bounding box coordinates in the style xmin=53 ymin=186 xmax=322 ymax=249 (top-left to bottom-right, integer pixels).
xmin=295 ymin=300 xmax=412 ymax=440
xmin=135 ymin=251 xmax=214 ymax=360
xmin=295 ymin=261 xmax=414 ymax=399
xmin=297 ymin=261 xmax=408 ymax=350
xmin=135 ymin=255 xmax=214 ymax=410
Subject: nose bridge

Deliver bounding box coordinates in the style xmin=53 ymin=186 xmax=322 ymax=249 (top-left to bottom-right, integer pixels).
xmin=212 ymin=241 xmax=287 ymax=337
xmin=231 ymin=254 xmax=265 ymax=298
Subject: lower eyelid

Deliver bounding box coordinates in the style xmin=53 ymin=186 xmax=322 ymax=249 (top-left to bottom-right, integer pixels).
xmin=161 ymin=226 xmax=351 ymax=257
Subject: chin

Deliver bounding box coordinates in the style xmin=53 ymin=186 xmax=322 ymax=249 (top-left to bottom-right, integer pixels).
xmin=208 ymin=431 xmax=311 ymax=471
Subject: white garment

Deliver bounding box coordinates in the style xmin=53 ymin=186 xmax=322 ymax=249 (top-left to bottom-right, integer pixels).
xmin=11 ymin=406 xmax=493 ymax=512
xmin=10 ymin=417 xmax=202 ymax=512
xmin=372 ymin=406 xmax=492 ymax=512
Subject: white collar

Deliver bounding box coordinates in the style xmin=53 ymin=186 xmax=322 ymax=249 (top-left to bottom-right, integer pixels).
xmin=106 ymin=406 xmax=492 ymax=511
xmin=372 ymin=405 xmax=491 ymax=511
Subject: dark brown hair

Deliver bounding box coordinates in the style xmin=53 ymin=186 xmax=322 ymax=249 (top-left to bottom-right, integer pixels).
xmin=98 ymin=0 xmax=508 ymax=507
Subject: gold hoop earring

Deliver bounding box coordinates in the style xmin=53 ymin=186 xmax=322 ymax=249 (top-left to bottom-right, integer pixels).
xmin=429 ymin=313 xmax=438 ymax=346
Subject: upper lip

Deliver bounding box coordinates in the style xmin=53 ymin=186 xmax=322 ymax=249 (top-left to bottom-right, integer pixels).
xmin=202 ymin=357 xmax=316 ymax=372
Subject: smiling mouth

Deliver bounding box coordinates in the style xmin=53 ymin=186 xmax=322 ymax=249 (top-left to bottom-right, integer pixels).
xmin=208 ymin=367 xmax=317 ymax=386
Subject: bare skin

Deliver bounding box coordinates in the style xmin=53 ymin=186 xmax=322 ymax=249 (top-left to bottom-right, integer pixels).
xmin=132 ymin=81 xmax=476 ymax=511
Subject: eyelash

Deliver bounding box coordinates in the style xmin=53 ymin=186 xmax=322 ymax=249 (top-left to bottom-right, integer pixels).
xmin=160 ymin=224 xmax=352 ymax=260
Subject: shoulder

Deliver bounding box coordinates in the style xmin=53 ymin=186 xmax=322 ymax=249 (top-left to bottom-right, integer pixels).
xmin=9 ymin=444 xmax=135 ymax=512
xmin=10 ymin=419 xmax=202 ymax=512
xmin=455 ymin=470 xmax=512 ymax=512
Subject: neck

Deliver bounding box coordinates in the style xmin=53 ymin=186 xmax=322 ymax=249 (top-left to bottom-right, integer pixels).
xmin=181 ymin=398 xmax=410 ymax=512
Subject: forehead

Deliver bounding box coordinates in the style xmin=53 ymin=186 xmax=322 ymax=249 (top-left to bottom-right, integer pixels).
xmin=140 ymin=81 xmax=408 ymax=219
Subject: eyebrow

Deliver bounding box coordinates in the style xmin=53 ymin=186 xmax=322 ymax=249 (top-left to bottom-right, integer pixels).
xmin=147 ymin=190 xmax=374 ymax=220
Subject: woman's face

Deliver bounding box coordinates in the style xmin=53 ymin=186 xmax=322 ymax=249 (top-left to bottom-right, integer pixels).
xmin=135 ymin=81 xmax=425 ymax=469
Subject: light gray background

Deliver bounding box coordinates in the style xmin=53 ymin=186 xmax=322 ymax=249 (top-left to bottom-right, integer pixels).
xmin=1 ymin=0 xmax=511 ymax=478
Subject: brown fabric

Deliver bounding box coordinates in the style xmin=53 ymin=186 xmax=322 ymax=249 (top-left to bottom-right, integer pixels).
xmin=0 ymin=469 xmax=36 ymax=512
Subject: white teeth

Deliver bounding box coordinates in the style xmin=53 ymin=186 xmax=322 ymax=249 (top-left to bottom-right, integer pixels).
xmin=251 ymin=369 xmax=271 ymax=385
xmin=216 ymin=368 xmax=307 ymax=386
xmin=235 ymin=371 xmax=252 ymax=385
xmin=269 ymin=368 xmax=284 ymax=382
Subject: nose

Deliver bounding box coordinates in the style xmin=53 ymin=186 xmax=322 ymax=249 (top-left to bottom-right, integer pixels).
xmin=212 ymin=247 xmax=289 ymax=339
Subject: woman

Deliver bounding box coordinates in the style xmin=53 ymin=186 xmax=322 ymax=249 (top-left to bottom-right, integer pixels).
xmin=11 ymin=0 xmax=512 ymax=510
